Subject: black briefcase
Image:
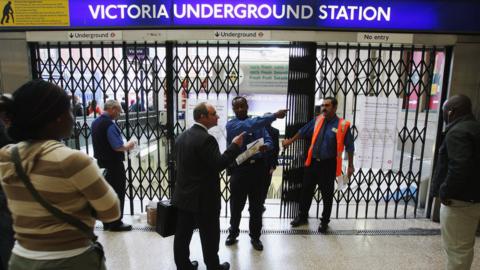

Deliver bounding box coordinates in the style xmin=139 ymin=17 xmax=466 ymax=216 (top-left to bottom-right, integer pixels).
xmin=155 ymin=200 xmax=177 ymax=237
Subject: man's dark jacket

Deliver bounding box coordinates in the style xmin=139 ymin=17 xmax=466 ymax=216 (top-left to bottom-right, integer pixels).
xmin=431 ymin=114 xmax=480 ymax=202
xmin=172 ymin=124 xmax=241 ymax=213
xmin=265 ymin=125 xmax=280 ymax=169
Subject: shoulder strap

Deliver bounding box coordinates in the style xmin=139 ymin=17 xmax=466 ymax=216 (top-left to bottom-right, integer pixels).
xmin=11 ymin=146 xmax=97 ymax=241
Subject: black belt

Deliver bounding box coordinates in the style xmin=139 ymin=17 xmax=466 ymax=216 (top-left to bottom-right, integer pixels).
xmin=313 ymin=157 xmax=336 ymax=162
xmin=237 ymin=158 xmax=263 ymax=167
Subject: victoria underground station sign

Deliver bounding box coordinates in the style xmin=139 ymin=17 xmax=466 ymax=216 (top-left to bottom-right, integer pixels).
xmin=0 ymin=0 xmax=479 ymax=33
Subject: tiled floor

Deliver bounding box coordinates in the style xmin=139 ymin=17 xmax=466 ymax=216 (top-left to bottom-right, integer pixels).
xmin=97 ymin=216 xmax=480 ymax=270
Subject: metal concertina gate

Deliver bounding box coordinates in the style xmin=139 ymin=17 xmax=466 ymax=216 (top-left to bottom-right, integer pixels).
xmin=282 ymin=42 xmax=448 ymax=219
xmin=31 ymin=41 xmax=448 ymax=218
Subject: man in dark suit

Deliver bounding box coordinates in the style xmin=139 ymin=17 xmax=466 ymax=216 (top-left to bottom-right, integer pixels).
xmin=172 ymin=102 xmax=244 ymax=270
xmin=263 ymin=122 xmax=280 ymax=204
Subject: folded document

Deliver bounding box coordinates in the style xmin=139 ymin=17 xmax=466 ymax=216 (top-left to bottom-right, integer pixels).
xmin=235 ymin=138 xmax=264 ymax=165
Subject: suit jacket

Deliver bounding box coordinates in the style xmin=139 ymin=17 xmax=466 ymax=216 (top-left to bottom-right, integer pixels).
xmin=172 ymin=124 xmax=241 ymax=213
xmin=431 ymin=114 xmax=480 ymax=202
xmin=265 ymin=125 xmax=280 ymax=169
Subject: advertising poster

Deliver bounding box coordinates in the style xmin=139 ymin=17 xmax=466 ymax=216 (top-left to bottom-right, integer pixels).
xmin=239 ymin=63 xmax=288 ymax=94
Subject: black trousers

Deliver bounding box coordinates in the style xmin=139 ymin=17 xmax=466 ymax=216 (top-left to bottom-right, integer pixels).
xmin=262 ymin=168 xmax=273 ymax=204
xmin=229 ymin=161 xmax=267 ymax=240
xmin=0 ymin=192 xmax=14 ymax=270
xmin=298 ymin=158 xmax=336 ymax=224
xmin=101 ymin=161 xmax=127 ymax=227
xmin=174 ymin=208 xmax=221 ymax=270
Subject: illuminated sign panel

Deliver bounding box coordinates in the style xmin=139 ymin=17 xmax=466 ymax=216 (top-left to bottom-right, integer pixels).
xmin=1 ymin=0 xmax=479 ymax=33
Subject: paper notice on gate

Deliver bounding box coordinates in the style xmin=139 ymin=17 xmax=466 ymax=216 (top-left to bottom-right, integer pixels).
xmin=336 ymin=174 xmax=349 ymax=191
xmin=235 ymin=138 xmax=264 ymax=165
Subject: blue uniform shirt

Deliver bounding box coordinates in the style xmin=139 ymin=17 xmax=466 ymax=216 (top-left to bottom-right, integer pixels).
xmin=226 ymin=114 xmax=275 ymax=159
xmin=298 ymin=115 xmax=355 ymax=160
xmin=102 ymin=113 xmax=124 ymax=150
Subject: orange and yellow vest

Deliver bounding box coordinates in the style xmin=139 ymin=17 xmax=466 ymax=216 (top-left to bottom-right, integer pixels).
xmin=304 ymin=115 xmax=350 ymax=176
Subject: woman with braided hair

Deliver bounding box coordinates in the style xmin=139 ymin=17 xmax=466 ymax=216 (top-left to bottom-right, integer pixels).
xmin=0 ymin=80 xmax=120 ymax=270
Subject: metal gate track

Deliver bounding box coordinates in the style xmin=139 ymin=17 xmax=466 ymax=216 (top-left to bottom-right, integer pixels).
xmin=95 ymin=226 xmax=441 ymax=236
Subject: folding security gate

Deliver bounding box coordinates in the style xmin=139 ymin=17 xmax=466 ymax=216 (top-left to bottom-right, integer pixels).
xmin=30 ymin=40 xmax=448 ymax=218
xmin=30 ymin=41 xmax=240 ymax=215
xmin=281 ymin=43 xmax=449 ymax=219
xmin=169 ymin=42 xmax=240 ymax=216
xmin=31 ymin=42 xmax=170 ymax=214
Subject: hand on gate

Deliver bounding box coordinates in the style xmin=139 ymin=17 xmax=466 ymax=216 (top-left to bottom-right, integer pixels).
xmin=282 ymin=138 xmax=293 ymax=149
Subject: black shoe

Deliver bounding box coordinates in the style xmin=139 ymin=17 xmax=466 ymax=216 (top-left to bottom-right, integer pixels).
xmin=250 ymin=238 xmax=263 ymax=251
xmin=318 ymin=223 xmax=328 ymax=234
xmin=109 ymin=223 xmax=132 ymax=232
xmin=191 ymin=260 xmax=199 ymax=270
xmin=290 ymin=216 xmax=308 ymax=227
xmin=103 ymin=224 xmax=110 ymax=231
xmin=225 ymin=235 xmax=238 ymax=246
xmin=219 ymin=262 xmax=230 ymax=270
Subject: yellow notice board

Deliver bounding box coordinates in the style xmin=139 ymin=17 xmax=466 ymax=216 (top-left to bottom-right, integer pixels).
xmin=0 ymin=0 xmax=69 ymax=27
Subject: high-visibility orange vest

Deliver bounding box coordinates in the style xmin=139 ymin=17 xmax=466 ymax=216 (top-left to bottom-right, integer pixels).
xmin=304 ymin=115 xmax=350 ymax=176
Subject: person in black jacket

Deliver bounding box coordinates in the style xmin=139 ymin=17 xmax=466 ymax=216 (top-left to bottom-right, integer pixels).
xmin=431 ymin=94 xmax=480 ymax=270
xmin=172 ymin=102 xmax=244 ymax=270
xmin=0 ymin=105 xmax=13 ymax=270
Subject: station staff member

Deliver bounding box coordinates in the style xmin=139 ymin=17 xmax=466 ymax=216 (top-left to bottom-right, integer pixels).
xmin=225 ymin=96 xmax=287 ymax=251
xmin=283 ymin=97 xmax=354 ymax=233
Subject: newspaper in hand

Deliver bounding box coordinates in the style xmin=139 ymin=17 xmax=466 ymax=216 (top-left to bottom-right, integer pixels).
xmin=128 ymin=140 xmax=140 ymax=158
xmin=235 ymin=138 xmax=264 ymax=165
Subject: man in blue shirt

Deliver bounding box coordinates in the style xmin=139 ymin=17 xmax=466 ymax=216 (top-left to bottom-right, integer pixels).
xmin=225 ymin=96 xmax=287 ymax=251
xmin=92 ymin=100 xmax=136 ymax=231
xmin=283 ymin=97 xmax=354 ymax=233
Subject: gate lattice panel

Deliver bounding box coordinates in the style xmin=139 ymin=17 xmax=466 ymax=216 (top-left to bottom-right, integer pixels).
xmin=31 ymin=42 xmax=170 ymax=214
xmin=313 ymin=44 xmax=443 ymax=218
xmin=171 ymin=42 xmax=240 ymax=216
xmin=31 ymin=41 xmax=447 ymax=218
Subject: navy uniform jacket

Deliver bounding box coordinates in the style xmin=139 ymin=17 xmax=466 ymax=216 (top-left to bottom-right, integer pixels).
xmin=172 ymin=124 xmax=241 ymax=213
xmin=226 ymin=115 xmax=274 ymax=161
xmin=298 ymin=115 xmax=355 ymax=159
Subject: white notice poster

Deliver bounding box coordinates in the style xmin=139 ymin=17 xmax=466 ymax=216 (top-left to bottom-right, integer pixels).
xmin=354 ymin=96 xmax=400 ymax=170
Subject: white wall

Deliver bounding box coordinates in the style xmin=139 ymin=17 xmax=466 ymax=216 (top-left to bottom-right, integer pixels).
xmin=449 ymin=42 xmax=480 ymax=118
xmin=0 ymin=32 xmax=31 ymax=93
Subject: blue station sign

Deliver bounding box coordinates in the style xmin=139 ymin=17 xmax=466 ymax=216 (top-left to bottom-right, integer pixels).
xmin=1 ymin=0 xmax=480 ymax=33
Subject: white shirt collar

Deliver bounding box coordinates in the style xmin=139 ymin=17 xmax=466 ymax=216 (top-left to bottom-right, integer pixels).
xmin=194 ymin=122 xmax=208 ymax=131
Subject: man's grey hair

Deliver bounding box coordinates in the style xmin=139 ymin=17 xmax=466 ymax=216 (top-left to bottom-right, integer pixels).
xmin=104 ymin=99 xmax=121 ymax=110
